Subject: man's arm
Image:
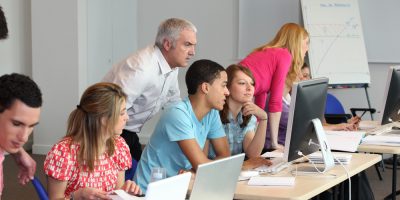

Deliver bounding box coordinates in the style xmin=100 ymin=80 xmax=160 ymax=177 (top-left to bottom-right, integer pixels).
xmin=178 ymin=139 xmax=211 ymax=171
xmin=209 ymin=136 xmax=230 ymax=160
xmin=11 ymin=148 xmax=36 ymax=185
xmin=165 ymin=71 xmax=182 ymax=107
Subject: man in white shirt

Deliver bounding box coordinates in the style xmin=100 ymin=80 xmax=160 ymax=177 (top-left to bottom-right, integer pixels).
xmin=102 ymin=18 xmax=197 ymax=161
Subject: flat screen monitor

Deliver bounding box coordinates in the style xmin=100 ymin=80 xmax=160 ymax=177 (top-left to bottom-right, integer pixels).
xmin=381 ymin=66 xmax=400 ymax=125
xmin=283 ymin=78 xmax=329 ymax=163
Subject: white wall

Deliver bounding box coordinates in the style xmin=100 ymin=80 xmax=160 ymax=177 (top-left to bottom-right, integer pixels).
xmin=87 ymin=0 xmax=138 ymax=86
xmin=0 ymin=0 xmax=31 ymax=75
xmin=31 ymin=0 xmax=86 ymax=154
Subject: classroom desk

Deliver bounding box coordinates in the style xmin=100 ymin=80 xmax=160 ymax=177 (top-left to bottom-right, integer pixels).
xmin=234 ymin=153 xmax=381 ymax=200
xmin=358 ymin=144 xmax=400 ymax=200
xmin=357 ymin=120 xmax=400 ymax=200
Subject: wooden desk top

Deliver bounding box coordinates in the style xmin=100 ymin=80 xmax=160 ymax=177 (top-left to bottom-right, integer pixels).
xmin=358 ymin=144 xmax=400 ymax=154
xmin=357 ymin=121 xmax=400 ymax=154
xmin=234 ymin=153 xmax=381 ymax=200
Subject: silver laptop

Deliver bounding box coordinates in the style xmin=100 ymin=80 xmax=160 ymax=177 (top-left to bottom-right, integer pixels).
xmin=189 ymin=153 xmax=245 ymax=200
xmin=111 ymin=172 xmax=191 ymax=200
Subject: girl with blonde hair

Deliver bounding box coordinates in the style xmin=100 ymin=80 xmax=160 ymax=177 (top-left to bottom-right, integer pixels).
xmin=44 ymin=82 xmax=141 ymax=200
xmin=240 ymin=23 xmax=309 ymax=151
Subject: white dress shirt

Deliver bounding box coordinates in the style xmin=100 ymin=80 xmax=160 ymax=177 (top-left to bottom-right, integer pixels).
xmin=102 ymin=45 xmax=181 ymax=132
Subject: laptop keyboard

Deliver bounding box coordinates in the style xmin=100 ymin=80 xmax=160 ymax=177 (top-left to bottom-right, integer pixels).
xmin=366 ymin=122 xmax=400 ymax=135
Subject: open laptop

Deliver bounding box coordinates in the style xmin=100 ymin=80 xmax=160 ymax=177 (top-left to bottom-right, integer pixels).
xmin=189 ymin=153 xmax=245 ymax=200
xmin=110 ymin=172 xmax=192 ymax=200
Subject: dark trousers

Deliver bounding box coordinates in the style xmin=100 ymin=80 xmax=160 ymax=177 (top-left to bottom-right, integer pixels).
xmin=121 ymin=129 xmax=142 ymax=161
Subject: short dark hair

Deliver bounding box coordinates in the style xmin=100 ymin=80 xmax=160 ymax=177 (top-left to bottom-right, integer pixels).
xmin=185 ymin=59 xmax=225 ymax=95
xmin=0 ymin=73 xmax=42 ymax=113
xmin=0 ymin=6 xmax=8 ymax=40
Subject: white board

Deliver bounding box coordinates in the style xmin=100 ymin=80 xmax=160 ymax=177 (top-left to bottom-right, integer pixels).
xmin=301 ymin=0 xmax=370 ymax=85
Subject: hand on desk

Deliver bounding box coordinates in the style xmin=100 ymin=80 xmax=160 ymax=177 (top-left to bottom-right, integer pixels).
xmin=348 ymin=116 xmax=361 ymax=126
xmin=323 ymin=116 xmax=361 ymax=131
xmin=242 ymin=157 xmax=272 ymax=171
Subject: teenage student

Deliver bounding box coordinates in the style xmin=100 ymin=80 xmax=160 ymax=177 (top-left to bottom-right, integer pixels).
xmin=44 ymin=83 xmax=141 ymax=200
xmin=239 ymin=23 xmax=309 ymax=151
xmin=134 ymin=59 xmax=231 ymax=193
xmin=301 ymin=64 xmax=360 ymax=131
xmin=0 ymin=7 xmax=41 ymax=197
xmin=0 ymin=73 xmax=42 ymax=197
xmin=102 ymin=18 xmax=197 ymax=162
xmin=206 ymin=64 xmax=268 ymax=158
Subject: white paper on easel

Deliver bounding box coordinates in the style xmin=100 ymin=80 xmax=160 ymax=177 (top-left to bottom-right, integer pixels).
xmin=325 ymin=131 xmax=365 ymax=152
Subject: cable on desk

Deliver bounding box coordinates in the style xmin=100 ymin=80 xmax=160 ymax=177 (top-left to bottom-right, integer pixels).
xmin=333 ymin=154 xmax=351 ymax=200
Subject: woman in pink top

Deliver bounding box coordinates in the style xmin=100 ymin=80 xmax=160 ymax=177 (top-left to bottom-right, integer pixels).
xmin=44 ymin=83 xmax=141 ymax=200
xmin=240 ymin=23 xmax=309 ymax=150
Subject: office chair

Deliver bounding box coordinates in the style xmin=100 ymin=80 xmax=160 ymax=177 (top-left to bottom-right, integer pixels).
xmin=125 ymin=158 xmax=138 ymax=181
xmin=31 ymin=176 xmax=49 ymax=200
xmin=324 ymin=93 xmax=375 ymax=124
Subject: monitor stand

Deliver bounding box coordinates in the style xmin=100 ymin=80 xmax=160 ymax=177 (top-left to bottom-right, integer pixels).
xmin=295 ymin=118 xmax=335 ymax=174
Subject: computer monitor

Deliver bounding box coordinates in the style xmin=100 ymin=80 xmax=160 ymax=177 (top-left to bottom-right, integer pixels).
xmin=380 ymin=66 xmax=400 ymax=125
xmin=283 ymin=78 xmax=332 ymax=169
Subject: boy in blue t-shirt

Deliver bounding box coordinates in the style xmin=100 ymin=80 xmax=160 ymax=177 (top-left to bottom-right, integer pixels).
xmin=134 ymin=59 xmax=231 ymax=192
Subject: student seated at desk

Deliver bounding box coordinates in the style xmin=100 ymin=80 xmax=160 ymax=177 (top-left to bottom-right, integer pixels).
xmin=205 ymin=64 xmax=268 ymax=159
xmin=134 ymin=59 xmax=231 ymax=193
xmin=44 ymin=83 xmax=141 ymax=200
xmin=301 ymin=64 xmax=360 ymax=131
xmin=264 ymin=64 xmax=361 ymax=150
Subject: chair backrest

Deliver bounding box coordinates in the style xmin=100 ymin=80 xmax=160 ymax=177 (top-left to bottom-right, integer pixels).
xmin=31 ymin=176 xmax=49 ymax=200
xmin=325 ymin=93 xmax=346 ymax=114
xmin=125 ymin=158 xmax=138 ymax=181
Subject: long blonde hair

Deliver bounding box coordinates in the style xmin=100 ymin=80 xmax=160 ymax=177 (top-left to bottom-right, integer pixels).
xmin=66 ymin=82 xmax=127 ymax=171
xmin=252 ymin=23 xmax=309 ymax=88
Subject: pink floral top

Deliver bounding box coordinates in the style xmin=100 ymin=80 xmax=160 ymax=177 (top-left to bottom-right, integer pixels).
xmin=44 ymin=136 xmax=131 ymax=198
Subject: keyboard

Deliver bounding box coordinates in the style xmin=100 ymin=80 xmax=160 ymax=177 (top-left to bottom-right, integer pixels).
xmin=248 ymin=176 xmax=295 ymax=186
xmin=366 ymin=124 xmax=393 ymax=135
xmin=254 ymin=157 xmax=290 ymax=174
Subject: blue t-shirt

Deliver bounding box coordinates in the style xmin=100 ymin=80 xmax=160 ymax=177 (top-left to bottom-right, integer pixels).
xmin=134 ymin=98 xmax=225 ymax=192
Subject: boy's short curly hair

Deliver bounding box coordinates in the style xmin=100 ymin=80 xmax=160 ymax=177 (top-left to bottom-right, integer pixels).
xmin=185 ymin=59 xmax=225 ymax=95
xmin=0 ymin=73 xmax=42 ymax=113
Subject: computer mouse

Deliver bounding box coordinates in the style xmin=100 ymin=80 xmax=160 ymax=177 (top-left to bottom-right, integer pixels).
xmin=240 ymin=171 xmax=259 ymax=178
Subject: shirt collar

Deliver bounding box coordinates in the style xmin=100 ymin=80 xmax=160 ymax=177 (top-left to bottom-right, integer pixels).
xmin=154 ymin=46 xmax=175 ymax=75
xmin=228 ymin=112 xmax=244 ymax=124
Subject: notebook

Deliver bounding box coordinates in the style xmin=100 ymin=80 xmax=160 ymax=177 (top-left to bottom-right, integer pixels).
xmin=110 ymin=172 xmax=192 ymax=200
xmin=325 ymin=131 xmax=364 ymax=152
xmin=189 ymin=153 xmax=245 ymax=200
